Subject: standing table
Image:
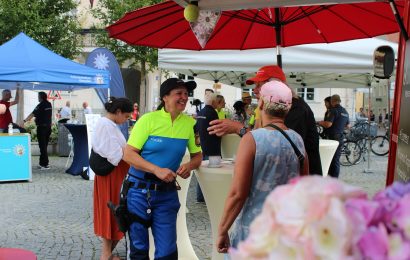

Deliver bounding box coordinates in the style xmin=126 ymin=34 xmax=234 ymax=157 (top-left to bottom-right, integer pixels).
xmin=319 ymin=139 xmax=339 ymax=176
xmin=64 ymin=124 xmax=88 ymax=175
xmin=196 ymin=160 xmax=234 ymax=260
xmin=221 ymin=134 xmax=241 ymax=159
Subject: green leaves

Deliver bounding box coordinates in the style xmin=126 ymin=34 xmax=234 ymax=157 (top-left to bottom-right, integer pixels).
xmin=0 ymin=0 xmax=80 ymax=59
xmin=91 ymin=0 xmax=162 ymax=69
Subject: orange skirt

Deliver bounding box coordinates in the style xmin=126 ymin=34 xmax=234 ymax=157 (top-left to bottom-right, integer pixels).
xmin=93 ymin=160 xmax=129 ymax=241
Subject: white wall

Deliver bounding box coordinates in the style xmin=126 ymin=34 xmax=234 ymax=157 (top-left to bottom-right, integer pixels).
xmin=307 ymin=88 xmax=356 ymax=121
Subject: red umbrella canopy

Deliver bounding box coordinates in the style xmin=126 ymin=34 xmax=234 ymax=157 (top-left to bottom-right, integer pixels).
xmin=107 ymin=1 xmax=403 ymax=50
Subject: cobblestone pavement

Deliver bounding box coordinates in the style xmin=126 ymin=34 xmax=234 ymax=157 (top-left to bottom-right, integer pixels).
xmin=0 ymin=154 xmax=387 ymax=259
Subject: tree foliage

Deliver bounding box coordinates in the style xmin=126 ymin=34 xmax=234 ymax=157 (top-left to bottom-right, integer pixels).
xmin=91 ymin=0 xmax=162 ymax=69
xmin=0 ymin=0 xmax=81 ymax=59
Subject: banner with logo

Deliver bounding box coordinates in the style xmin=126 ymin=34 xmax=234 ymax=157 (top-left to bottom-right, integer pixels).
xmin=85 ymin=48 xmax=128 ymax=139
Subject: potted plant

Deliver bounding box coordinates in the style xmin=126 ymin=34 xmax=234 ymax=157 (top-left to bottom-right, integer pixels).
xmin=25 ymin=122 xmax=58 ymax=155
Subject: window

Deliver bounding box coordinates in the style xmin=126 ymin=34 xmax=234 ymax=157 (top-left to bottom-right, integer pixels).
xmin=297 ymin=88 xmax=315 ymax=101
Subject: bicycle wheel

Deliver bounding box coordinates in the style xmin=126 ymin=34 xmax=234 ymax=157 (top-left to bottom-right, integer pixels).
xmin=371 ymin=135 xmax=389 ymax=156
xmin=340 ymin=141 xmax=361 ymax=166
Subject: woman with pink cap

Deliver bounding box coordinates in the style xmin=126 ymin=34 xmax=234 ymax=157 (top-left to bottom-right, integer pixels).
xmin=216 ymin=81 xmax=309 ymax=254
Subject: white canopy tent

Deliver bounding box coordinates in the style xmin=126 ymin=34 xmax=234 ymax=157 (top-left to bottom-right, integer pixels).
xmin=158 ymin=38 xmax=398 ymax=89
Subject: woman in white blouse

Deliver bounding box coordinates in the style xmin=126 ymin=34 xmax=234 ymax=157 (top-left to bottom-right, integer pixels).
xmin=92 ymin=97 xmax=132 ymax=260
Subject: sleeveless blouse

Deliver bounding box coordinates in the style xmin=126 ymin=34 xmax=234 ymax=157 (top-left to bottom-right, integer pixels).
xmin=230 ymin=127 xmax=305 ymax=247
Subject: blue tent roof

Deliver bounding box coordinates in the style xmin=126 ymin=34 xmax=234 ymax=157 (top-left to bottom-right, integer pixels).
xmin=0 ymin=32 xmax=110 ymax=91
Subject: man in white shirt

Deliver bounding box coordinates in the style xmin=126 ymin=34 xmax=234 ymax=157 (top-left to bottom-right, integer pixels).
xmin=59 ymin=101 xmax=71 ymax=122
xmin=83 ymin=102 xmax=93 ymax=114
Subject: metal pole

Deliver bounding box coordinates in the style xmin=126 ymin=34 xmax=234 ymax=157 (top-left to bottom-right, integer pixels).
xmin=363 ymin=84 xmax=373 ymax=173
xmin=387 ymin=78 xmax=391 ymax=130
xmin=275 ymin=8 xmax=283 ymax=68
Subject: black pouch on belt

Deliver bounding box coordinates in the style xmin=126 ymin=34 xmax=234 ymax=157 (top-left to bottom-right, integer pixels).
xmin=107 ymin=178 xmax=133 ymax=233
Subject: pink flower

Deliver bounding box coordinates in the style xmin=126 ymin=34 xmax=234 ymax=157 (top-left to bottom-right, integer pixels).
xmin=357 ymin=224 xmax=389 ymax=259
xmin=229 ymin=177 xmax=410 ymax=260
xmin=390 ymin=194 xmax=410 ymax=240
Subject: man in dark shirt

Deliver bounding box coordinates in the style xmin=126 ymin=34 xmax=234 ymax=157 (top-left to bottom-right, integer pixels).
xmin=195 ymin=93 xmax=221 ymax=202
xmin=319 ymin=94 xmax=350 ymax=178
xmin=207 ymin=65 xmax=322 ymax=176
xmin=284 ymin=95 xmax=323 ymax=176
xmin=24 ymin=92 xmax=52 ymax=169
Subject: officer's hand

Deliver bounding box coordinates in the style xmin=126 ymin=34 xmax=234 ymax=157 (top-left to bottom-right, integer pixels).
xmin=176 ymin=163 xmax=191 ymax=179
xmin=154 ymin=168 xmax=176 ymax=183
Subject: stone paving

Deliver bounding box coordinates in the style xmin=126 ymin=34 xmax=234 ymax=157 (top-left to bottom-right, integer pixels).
xmin=0 ymin=154 xmax=388 ymax=259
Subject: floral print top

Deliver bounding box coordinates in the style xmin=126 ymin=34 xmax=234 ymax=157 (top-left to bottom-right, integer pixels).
xmin=230 ymin=127 xmax=305 ymax=247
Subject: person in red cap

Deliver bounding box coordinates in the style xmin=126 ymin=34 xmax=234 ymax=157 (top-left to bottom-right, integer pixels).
xmin=208 ymin=65 xmax=322 ymax=176
xmin=208 ymin=65 xmax=285 ymax=137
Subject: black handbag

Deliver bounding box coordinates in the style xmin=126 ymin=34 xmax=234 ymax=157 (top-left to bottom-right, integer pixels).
xmin=89 ymin=149 xmax=115 ymax=176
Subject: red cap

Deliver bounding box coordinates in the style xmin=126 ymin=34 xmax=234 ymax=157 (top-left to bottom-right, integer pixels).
xmin=246 ymin=65 xmax=286 ymax=85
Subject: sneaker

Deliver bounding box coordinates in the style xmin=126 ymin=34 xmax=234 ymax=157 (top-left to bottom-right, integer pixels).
xmin=38 ymin=165 xmax=50 ymax=170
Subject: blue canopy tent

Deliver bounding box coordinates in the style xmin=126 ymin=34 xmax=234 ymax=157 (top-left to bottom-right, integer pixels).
xmin=0 ymin=32 xmax=110 ymax=91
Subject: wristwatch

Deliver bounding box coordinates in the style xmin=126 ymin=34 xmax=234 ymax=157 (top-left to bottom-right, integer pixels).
xmin=238 ymin=126 xmax=247 ymax=137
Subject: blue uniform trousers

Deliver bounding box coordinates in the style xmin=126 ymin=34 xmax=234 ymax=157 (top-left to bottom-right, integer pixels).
xmin=328 ymin=133 xmax=343 ymax=178
xmin=127 ymin=181 xmax=180 ymax=260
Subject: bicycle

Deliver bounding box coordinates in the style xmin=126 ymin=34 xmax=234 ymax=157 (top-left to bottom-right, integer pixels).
xmin=370 ymin=127 xmax=390 ymax=156
xmin=339 ymin=121 xmax=375 ymax=166
xmin=340 ymin=138 xmax=361 ymax=166
xmin=341 ymin=121 xmax=389 ymax=166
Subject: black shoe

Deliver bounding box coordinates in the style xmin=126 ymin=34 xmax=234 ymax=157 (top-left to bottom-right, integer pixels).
xmin=80 ymin=169 xmax=89 ymax=180
xmin=38 ymin=165 xmax=50 ymax=170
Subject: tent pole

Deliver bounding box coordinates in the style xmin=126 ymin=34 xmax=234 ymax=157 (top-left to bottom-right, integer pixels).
xmin=52 ymin=99 xmax=55 ymax=123
xmin=363 ymin=84 xmax=373 ymax=173
xmin=387 ymin=78 xmax=391 ymax=130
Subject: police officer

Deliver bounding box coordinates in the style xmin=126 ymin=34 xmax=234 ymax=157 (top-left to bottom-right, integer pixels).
xmin=320 ymin=96 xmax=332 ymax=139
xmin=123 ymin=78 xmax=202 ymax=259
xmin=24 ymin=92 xmax=52 ymax=169
xmin=319 ymin=94 xmax=350 ymax=178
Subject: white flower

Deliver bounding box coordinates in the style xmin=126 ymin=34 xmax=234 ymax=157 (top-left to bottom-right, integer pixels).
xmin=310 ymin=198 xmax=351 ymax=259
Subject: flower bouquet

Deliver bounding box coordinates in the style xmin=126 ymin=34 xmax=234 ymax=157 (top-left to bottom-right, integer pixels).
xmin=230 ymin=176 xmax=410 ymax=260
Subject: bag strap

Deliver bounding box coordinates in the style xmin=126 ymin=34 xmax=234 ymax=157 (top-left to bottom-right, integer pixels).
xmin=264 ymin=124 xmax=305 ymax=163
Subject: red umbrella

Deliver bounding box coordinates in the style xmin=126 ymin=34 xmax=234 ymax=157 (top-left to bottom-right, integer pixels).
xmin=107 ymin=1 xmax=404 ymax=67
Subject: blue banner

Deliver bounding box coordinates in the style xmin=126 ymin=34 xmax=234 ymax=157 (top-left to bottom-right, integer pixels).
xmin=85 ymin=48 xmax=128 ymax=139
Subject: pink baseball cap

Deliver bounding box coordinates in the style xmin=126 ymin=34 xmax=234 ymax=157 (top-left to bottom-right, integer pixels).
xmin=260 ymin=81 xmax=292 ymax=107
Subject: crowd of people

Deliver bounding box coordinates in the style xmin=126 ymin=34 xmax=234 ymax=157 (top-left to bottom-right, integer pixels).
xmin=87 ymin=65 xmax=329 ymax=260
xmin=0 ymin=65 xmax=358 ymax=260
